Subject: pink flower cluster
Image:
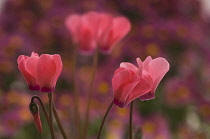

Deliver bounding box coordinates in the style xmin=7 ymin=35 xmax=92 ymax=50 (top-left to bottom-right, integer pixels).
xmin=17 ymin=52 xmax=63 ymax=92
xmin=65 ymin=11 xmax=131 ymax=55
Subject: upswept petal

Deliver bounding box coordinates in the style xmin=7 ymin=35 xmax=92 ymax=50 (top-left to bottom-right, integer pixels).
xmin=36 ymin=54 xmax=56 ymax=92
xmin=136 ymin=58 xmax=143 ymax=76
xmin=31 ymin=52 xmax=39 ymax=57
xmin=120 ymin=62 xmax=138 ymax=73
xmin=148 ymin=57 xmax=169 ymax=93
xmin=143 ymin=56 xmax=152 ymax=72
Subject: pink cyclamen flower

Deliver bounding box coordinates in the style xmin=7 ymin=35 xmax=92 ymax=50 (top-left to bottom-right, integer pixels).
xmin=17 ymin=52 xmax=63 ymax=92
xmin=112 ymin=56 xmax=169 ymax=108
xmin=97 ymin=16 xmax=131 ymax=54
xmin=65 ymin=12 xmax=99 ymax=55
xmin=65 ymin=11 xmax=131 ymax=55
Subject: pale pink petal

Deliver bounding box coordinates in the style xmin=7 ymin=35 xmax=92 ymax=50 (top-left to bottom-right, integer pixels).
xmin=31 ymin=52 xmax=39 ymax=57
xmin=36 ymin=54 xmax=56 ymax=92
xmin=50 ymin=54 xmax=63 ymax=90
xmin=143 ymin=56 xmax=152 ymax=72
xmin=148 ymin=57 xmax=170 ymax=93
xmin=136 ymin=58 xmax=143 ymax=76
xmin=126 ymin=77 xmax=151 ymax=105
xmin=65 ymin=14 xmax=81 ymax=43
xmin=120 ymin=62 xmax=138 ymax=73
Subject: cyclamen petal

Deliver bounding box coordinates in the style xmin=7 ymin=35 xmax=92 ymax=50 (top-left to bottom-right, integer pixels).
xmin=98 ymin=16 xmax=131 ymax=53
xmin=17 ymin=53 xmax=40 ymax=91
xmin=139 ymin=56 xmax=170 ymax=100
xmin=37 ymin=54 xmax=62 ymax=92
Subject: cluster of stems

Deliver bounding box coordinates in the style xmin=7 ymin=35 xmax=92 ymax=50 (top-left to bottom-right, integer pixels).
xmin=29 ymin=47 xmax=134 ymax=139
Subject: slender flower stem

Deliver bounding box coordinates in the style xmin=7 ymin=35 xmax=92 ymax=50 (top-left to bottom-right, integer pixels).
xmin=53 ymin=103 xmax=68 ymax=139
xmin=48 ymin=93 xmax=55 ymax=139
xmin=72 ymin=46 xmax=80 ymax=138
xmin=129 ymin=101 xmax=134 ymax=139
xmin=97 ymin=101 xmax=114 ymax=139
xmin=31 ymin=96 xmax=50 ymax=126
xmin=83 ymin=48 xmax=99 ymax=139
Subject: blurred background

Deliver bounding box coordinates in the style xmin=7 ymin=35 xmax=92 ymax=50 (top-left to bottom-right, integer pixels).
xmin=0 ymin=0 xmax=210 ymax=138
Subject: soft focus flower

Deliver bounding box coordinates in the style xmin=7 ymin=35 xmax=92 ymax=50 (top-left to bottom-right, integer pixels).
xmin=17 ymin=52 xmax=63 ymax=92
xmin=97 ymin=15 xmax=131 ymax=54
xmin=65 ymin=11 xmax=131 ymax=55
xmin=112 ymin=56 xmax=169 ymax=108
xmin=65 ymin=12 xmax=98 ymax=55
xmin=17 ymin=52 xmax=40 ymax=91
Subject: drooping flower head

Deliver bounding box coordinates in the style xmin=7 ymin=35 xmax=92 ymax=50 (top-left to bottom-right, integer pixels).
xmin=112 ymin=56 xmax=169 ymax=108
xmin=17 ymin=52 xmax=63 ymax=93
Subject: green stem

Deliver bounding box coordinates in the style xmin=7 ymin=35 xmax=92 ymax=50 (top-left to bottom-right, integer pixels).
xmin=83 ymin=48 xmax=99 ymax=139
xmin=53 ymin=103 xmax=68 ymax=139
xmin=72 ymin=46 xmax=80 ymax=138
xmin=97 ymin=101 xmax=114 ymax=139
xmin=129 ymin=101 xmax=134 ymax=139
xmin=48 ymin=93 xmax=55 ymax=139
xmin=31 ymin=96 xmax=50 ymax=126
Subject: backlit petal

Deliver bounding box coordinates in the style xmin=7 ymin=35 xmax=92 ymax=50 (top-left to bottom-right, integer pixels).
xmin=36 ymin=54 xmax=56 ymax=92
